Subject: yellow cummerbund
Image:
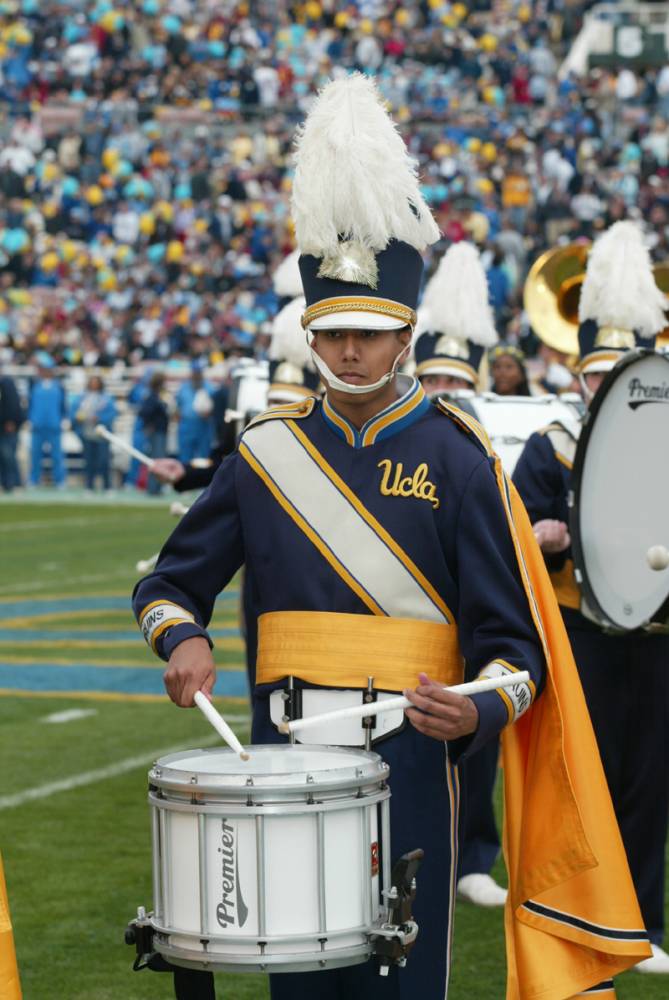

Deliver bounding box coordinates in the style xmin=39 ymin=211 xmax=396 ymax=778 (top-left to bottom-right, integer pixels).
xmin=549 ymin=559 xmax=581 ymax=611
xmin=256 ymin=611 xmax=464 ymax=691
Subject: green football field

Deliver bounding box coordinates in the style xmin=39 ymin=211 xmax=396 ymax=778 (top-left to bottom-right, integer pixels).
xmin=0 ymin=497 xmax=665 ymax=999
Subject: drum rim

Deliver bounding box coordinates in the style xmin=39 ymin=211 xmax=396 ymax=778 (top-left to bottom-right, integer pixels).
xmin=569 ymin=348 xmax=669 ymax=631
xmin=150 ymin=743 xmax=388 ymax=795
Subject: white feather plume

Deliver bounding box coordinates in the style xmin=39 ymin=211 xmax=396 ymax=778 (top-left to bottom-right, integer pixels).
xmin=420 ymin=242 xmax=498 ymax=347
xmin=291 ymin=74 xmax=440 ymax=257
xmin=269 ymin=296 xmax=314 ymax=369
xmin=579 ymin=221 xmax=667 ymax=336
xmin=272 ymin=249 xmax=303 ymax=298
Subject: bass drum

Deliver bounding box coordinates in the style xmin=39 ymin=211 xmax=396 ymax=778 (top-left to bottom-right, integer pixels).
xmin=458 ymin=392 xmax=583 ymax=476
xmin=569 ymin=349 xmax=669 ymax=631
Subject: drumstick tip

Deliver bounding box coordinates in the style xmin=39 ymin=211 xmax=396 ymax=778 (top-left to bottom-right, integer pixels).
xmin=240 ymin=751 xmax=250 ymax=761
xmin=278 ymin=721 xmax=290 ymax=735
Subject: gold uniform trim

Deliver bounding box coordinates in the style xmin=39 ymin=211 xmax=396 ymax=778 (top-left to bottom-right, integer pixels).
xmin=245 ymin=396 xmax=316 ymax=431
xmin=302 ymin=296 xmax=417 ymax=330
xmin=549 ymin=559 xmax=581 ymax=610
xmin=268 ymin=382 xmax=314 ymax=400
xmin=256 ymin=611 xmax=463 ymax=691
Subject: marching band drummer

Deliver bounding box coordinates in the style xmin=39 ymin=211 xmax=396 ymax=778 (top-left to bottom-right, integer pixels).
xmin=413 ymin=243 xmax=508 ymax=909
xmin=513 ymin=221 xmax=669 ymax=975
xmin=133 ymin=78 xmax=650 ymax=999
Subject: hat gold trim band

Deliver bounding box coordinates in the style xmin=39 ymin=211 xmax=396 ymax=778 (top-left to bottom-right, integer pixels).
xmin=416 ymin=358 xmax=478 ymax=383
xmin=302 ymin=297 xmax=417 ymax=330
xmin=577 ymin=350 xmax=622 ymax=374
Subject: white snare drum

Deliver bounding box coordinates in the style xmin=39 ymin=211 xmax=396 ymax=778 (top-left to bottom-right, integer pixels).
xmin=146 ymin=744 xmax=391 ymax=973
xmin=463 ymin=392 xmax=583 ymax=475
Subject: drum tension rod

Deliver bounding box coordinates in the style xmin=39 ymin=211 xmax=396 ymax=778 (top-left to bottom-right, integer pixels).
xmin=362 ymin=676 xmax=377 ymax=753
xmin=281 ymin=675 xmax=302 ymax=745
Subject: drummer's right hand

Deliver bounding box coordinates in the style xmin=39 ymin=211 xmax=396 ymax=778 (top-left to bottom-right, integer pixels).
xmin=164 ymin=636 xmax=216 ymax=707
xmin=533 ymin=518 xmax=571 ymax=553
xmin=152 ymin=458 xmax=186 ymax=484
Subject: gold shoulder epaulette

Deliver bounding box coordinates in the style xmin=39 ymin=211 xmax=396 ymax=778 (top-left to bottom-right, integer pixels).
xmin=244 ymin=396 xmax=317 ymax=432
xmin=436 ymin=399 xmax=494 ymax=457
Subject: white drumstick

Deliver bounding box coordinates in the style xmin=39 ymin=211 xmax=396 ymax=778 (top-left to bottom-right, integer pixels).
xmin=278 ymin=671 xmax=531 ymax=737
xmin=95 ymin=424 xmax=155 ymax=468
xmin=170 ymin=500 xmax=190 ymax=517
xmin=647 ymin=545 xmax=669 ymax=571
xmin=136 ymin=554 xmax=158 ymax=573
xmin=194 ymin=691 xmax=250 ymax=760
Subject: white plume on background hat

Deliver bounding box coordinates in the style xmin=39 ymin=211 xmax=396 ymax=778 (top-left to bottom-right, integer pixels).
xmin=269 ymin=296 xmax=314 ymax=370
xmin=421 ymin=242 xmax=498 ymax=347
xmin=579 ymin=221 xmax=666 ymax=338
xmin=272 ymin=249 xmax=303 ymax=299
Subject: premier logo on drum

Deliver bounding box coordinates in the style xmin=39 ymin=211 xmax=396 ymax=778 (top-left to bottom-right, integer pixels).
xmin=216 ymin=819 xmax=249 ymax=929
xmin=627 ymin=377 xmax=669 ymax=409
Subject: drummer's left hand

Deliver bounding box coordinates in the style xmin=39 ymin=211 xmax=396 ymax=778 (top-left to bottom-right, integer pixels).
xmin=404 ymin=672 xmax=479 ymax=741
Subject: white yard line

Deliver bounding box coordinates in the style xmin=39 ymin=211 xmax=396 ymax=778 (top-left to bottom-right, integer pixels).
xmin=0 ymin=717 xmax=251 ymax=811
xmin=41 ymin=708 xmax=98 ymax=724
xmin=0 ymin=514 xmax=152 ymax=533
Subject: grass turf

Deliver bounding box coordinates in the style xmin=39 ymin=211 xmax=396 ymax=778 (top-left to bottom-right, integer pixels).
xmin=0 ymin=501 xmax=666 ymax=998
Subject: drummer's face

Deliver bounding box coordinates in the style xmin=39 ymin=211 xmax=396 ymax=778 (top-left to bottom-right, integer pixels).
xmin=584 ymin=372 xmax=606 ymax=398
xmin=311 ymin=327 xmax=411 ymax=390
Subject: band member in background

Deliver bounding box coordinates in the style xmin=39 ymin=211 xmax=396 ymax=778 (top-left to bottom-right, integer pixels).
xmin=134 ymin=78 xmax=650 ymax=999
xmin=489 ymin=345 xmax=532 ymax=396
xmin=413 ymin=243 xmax=507 ymax=908
xmin=413 ymin=242 xmax=497 ymax=400
xmin=514 ymin=221 xmax=669 ymax=975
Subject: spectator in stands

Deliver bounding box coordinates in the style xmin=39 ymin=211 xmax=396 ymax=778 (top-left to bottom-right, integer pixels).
xmin=138 ymin=371 xmax=170 ymax=496
xmin=28 ymin=355 xmax=66 ymax=488
xmin=175 ymin=360 xmax=214 ymax=464
xmin=0 ymin=367 xmax=23 ymax=492
xmin=71 ymin=374 xmax=116 ymax=491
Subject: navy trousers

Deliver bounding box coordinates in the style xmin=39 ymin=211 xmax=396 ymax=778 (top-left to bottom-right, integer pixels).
xmin=252 ymin=703 xmax=460 ymax=1000
xmin=569 ymin=627 xmax=669 ymax=945
xmin=458 ymin=734 xmax=500 ymax=879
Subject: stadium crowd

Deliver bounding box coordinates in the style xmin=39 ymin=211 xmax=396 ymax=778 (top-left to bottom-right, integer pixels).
xmin=1 ymin=0 xmax=669 ymax=490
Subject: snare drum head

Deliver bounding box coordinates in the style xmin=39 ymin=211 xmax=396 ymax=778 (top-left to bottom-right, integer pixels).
xmin=151 ymin=744 xmax=384 ymax=793
xmin=570 ymin=350 xmax=669 ymax=630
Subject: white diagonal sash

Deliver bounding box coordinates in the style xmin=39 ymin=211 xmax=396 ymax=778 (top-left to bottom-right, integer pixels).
xmin=240 ymin=420 xmax=449 ymax=623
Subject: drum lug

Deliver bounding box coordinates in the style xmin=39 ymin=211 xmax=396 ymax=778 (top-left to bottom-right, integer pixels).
xmin=371 ymin=848 xmax=424 ymax=975
xmin=125 ymin=907 xmax=161 ymax=972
